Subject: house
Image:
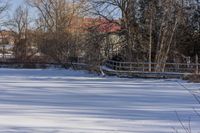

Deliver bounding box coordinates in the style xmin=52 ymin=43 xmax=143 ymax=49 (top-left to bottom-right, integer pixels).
xmin=68 ymin=16 xmax=123 ymax=59
xmin=0 ymin=30 xmax=15 ymax=60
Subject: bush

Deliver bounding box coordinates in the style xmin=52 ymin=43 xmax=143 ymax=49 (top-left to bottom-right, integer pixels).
xmin=183 ymin=74 xmax=200 ymax=83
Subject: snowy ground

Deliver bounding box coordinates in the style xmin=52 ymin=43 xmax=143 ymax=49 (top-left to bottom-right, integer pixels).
xmin=0 ymin=69 xmax=200 ymax=133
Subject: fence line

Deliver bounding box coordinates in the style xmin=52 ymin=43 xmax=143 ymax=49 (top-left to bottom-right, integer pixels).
xmin=105 ymin=60 xmax=199 ymax=74
xmin=0 ymin=59 xmax=91 ymax=69
xmin=0 ymin=58 xmax=199 ymax=74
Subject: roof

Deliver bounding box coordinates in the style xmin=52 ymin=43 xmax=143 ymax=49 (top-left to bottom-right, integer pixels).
xmin=82 ymin=17 xmax=121 ymax=33
xmin=69 ymin=17 xmax=121 ymax=33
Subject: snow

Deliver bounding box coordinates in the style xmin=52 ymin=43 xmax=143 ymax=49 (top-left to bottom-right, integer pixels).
xmin=0 ymin=68 xmax=200 ymax=133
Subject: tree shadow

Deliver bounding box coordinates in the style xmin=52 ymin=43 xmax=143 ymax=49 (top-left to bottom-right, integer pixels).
xmin=0 ymin=69 xmax=199 ymax=132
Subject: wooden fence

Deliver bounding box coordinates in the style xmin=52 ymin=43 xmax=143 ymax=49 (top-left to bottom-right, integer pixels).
xmin=105 ymin=60 xmax=199 ymax=74
xmin=0 ymin=59 xmax=90 ymax=69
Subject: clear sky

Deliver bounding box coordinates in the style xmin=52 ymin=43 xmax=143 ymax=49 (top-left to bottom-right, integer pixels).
xmin=7 ymin=0 xmax=36 ymax=19
xmin=10 ymin=0 xmax=24 ymax=11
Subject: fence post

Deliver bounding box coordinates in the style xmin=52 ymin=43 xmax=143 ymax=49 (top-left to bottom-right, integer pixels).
xmin=142 ymin=62 xmax=145 ymax=72
xmin=196 ymin=54 xmax=199 ymax=74
xmin=177 ymin=63 xmax=180 ymax=72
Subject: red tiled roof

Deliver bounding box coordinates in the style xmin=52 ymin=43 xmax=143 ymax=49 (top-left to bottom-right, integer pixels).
xmin=69 ymin=17 xmax=121 ymax=33
xmin=82 ymin=17 xmax=121 ymax=33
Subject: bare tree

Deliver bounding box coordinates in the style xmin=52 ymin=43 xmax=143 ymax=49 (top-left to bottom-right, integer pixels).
xmin=0 ymin=0 xmax=8 ymax=20
xmin=154 ymin=0 xmax=185 ymax=72
xmin=138 ymin=0 xmax=186 ymax=72
xmin=0 ymin=0 xmax=9 ymax=60
xmin=8 ymin=6 xmax=32 ymax=61
xmin=89 ymin=0 xmax=143 ymax=61
xmin=27 ymin=0 xmax=87 ymax=66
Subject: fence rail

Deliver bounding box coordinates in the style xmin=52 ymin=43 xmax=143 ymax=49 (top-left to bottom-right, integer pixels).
xmin=0 ymin=59 xmax=91 ymax=69
xmin=105 ymin=60 xmax=199 ymax=74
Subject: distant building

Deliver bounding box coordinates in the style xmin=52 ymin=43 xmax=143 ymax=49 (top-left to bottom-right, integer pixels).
xmin=0 ymin=30 xmax=15 ymax=60
xmin=69 ymin=16 xmax=121 ymax=34
xmin=68 ymin=16 xmax=123 ymax=59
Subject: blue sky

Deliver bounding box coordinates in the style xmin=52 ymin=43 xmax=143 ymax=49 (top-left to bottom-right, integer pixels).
xmin=10 ymin=0 xmax=24 ymax=11
xmin=7 ymin=0 xmax=36 ymax=19
xmin=4 ymin=0 xmax=24 ymax=19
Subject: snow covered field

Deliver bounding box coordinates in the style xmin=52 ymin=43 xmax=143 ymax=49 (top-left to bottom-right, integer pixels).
xmin=0 ymin=69 xmax=200 ymax=133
